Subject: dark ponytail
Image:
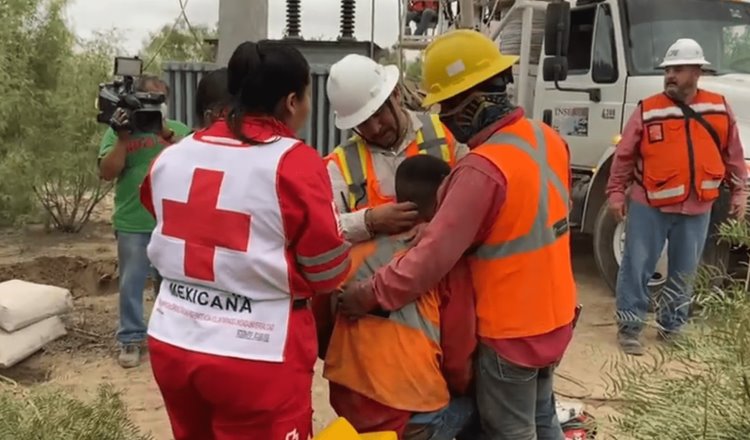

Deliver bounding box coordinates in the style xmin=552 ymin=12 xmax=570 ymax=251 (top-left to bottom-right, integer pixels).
xmin=227 ymin=40 xmax=310 ymax=144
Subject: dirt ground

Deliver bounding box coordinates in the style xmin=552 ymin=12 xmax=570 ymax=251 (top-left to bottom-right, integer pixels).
xmin=0 ymin=205 xmax=654 ymax=439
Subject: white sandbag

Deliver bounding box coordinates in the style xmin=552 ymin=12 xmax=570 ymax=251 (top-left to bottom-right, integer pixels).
xmin=0 ymin=279 xmax=73 ymax=332
xmin=0 ymin=316 xmax=67 ymax=368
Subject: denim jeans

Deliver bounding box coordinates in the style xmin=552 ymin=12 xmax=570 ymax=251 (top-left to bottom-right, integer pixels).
xmin=406 ymin=396 xmax=480 ymax=440
xmin=475 ymin=344 xmax=564 ymax=440
xmin=615 ymin=200 xmax=711 ymax=336
xmin=116 ymin=231 xmax=161 ymax=345
xmin=406 ymin=9 xmax=438 ymax=35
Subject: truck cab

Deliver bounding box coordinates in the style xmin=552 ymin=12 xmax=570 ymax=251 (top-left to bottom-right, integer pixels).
xmin=532 ymin=0 xmax=750 ymax=291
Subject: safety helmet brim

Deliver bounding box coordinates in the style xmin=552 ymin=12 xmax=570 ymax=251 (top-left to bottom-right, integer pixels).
xmin=658 ymin=58 xmax=711 ymax=68
xmin=421 ymin=54 xmax=519 ymax=108
xmin=333 ymin=65 xmax=401 ymax=130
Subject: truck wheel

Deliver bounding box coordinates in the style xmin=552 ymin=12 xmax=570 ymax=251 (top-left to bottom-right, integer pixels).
xmin=702 ymin=187 xmax=732 ymax=273
xmin=702 ymin=228 xmax=731 ymax=270
xmin=593 ymin=203 xmax=668 ymax=295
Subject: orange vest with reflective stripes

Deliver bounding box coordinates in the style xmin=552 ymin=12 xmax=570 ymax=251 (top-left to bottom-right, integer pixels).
xmin=469 ymin=118 xmax=576 ymax=339
xmin=323 ymin=234 xmax=449 ymax=412
xmin=325 ymin=113 xmax=458 ymax=212
xmin=637 ymin=90 xmax=730 ymax=207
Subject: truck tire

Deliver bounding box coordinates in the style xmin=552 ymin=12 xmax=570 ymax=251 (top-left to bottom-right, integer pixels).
xmin=592 ymin=203 xmax=668 ymax=295
xmin=702 ymin=187 xmax=732 ymax=271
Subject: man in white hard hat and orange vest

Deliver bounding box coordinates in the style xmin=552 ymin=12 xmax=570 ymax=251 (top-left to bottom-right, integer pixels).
xmin=325 ymin=54 xmax=468 ymax=244
xmin=607 ymin=38 xmax=747 ymax=355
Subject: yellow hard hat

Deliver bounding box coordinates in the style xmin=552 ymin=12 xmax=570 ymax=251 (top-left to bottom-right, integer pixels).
xmin=314 ymin=417 xmax=397 ymax=440
xmin=421 ymin=29 xmax=519 ymax=108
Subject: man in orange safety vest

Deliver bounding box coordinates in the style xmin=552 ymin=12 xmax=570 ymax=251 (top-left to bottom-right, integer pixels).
xmin=314 ymin=155 xmax=479 ymax=440
xmin=607 ymin=38 xmax=747 ymax=355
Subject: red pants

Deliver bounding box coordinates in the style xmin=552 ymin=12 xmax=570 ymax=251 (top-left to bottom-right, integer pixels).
xmin=148 ymin=308 xmax=318 ymax=440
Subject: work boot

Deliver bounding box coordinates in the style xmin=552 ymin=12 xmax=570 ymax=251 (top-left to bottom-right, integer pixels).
xmin=617 ymin=332 xmax=644 ymax=356
xmin=118 ymin=343 xmax=142 ymax=368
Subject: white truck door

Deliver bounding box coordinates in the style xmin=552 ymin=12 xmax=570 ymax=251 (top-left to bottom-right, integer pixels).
xmin=533 ymin=2 xmax=628 ymax=170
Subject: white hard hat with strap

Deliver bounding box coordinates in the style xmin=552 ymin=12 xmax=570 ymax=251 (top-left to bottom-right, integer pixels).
xmin=659 ymin=38 xmax=710 ymax=68
xmin=327 ymin=54 xmax=400 ymax=130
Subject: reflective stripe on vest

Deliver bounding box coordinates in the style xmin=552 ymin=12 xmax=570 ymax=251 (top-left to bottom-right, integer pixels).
xmin=475 ymin=122 xmax=570 ymax=260
xmin=642 ymin=102 xmax=728 ymax=123
xmin=331 ymin=114 xmax=452 ymax=211
xmin=415 ymin=113 xmax=452 ymax=163
xmin=325 ymin=233 xmax=447 ymax=412
xmin=647 ymin=185 xmax=686 ymax=202
xmin=332 ymin=138 xmax=369 ymax=210
xmin=348 ymin=234 xmax=440 ymax=343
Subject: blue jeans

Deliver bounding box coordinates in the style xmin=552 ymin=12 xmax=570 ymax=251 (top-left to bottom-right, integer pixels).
xmin=616 ymin=200 xmax=711 ymax=336
xmin=116 ymin=231 xmax=160 ymax=345
xmin=475 ymin=344 xmax=564 ymax=440
xmin=406 ymin=9 xmax=438 ymax=35
xmin=407 ymin=396 xmax=479 ymax=440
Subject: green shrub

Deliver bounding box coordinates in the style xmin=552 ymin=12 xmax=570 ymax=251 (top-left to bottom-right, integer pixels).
xmin=0 ymin=384 xmax=152 ymax=440
xmin=608 ymin=218 xmax=750 ymax=439
xmin=0 ymin=0 xmax=113 ymax=230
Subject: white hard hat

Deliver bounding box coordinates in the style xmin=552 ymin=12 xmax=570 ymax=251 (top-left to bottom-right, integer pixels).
xmin=327 ymin=54 xmax=400 ymax=130
xmin=659 ymin=38 xmax=710 ymax=68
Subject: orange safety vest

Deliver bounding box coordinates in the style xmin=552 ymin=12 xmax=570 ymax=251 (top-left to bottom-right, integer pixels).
xmin=637 ymin=90 xmax=730 ymax=207
xmin=323 ymin=234 xmax=450 ymax=412
xmin=326 ymin=113 xmax=458 ymax=212
xmin=468 ymin=118 xmax=577 ymax=340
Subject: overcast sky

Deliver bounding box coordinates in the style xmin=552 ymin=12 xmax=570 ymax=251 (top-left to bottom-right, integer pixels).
xmin=64 ymin=0 xmax=402 ymax=55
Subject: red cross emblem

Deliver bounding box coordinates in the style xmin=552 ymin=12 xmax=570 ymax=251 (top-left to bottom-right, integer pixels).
xmin=161 ymin=168 xmax=251 ymax=282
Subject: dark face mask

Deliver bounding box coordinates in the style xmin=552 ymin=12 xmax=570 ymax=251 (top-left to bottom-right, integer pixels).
xmin=439 ymin=73 xmax=517 ymax=144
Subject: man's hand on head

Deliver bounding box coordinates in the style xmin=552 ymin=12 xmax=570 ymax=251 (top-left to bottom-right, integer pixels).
xmin=366 ymin=201 xmax=419 ymax=235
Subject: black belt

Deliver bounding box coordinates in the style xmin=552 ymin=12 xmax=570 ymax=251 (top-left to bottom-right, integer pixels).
xmin=292 ymin=298 xmax=310 ymax=310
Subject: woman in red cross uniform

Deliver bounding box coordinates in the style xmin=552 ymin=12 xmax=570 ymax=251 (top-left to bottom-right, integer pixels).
xmin=140 ymin=41 xmax=351 ymax=440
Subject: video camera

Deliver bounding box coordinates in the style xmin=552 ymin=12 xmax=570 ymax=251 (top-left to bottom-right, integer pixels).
xmin=96 ymin=57 xmax=166 ymax=134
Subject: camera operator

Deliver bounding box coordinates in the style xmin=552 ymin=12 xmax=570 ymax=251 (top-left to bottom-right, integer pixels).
xmin=98 ymin=75 xmax=192 ymax=369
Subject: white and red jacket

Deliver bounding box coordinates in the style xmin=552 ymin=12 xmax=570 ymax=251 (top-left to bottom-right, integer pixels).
xmin=140 ymin=117 xmax=350 ymax=362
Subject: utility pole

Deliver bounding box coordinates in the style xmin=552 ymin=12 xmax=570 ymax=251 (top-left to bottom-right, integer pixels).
xmin=458 ymin=0 xmax=483 ymax=29
xmin=217 ymin=0 xmax=269 ymax=65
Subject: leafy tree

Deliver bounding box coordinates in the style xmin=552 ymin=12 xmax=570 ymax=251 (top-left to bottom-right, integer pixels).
xmin=724 ymin=26 xmax=750 ymax=71
xmin=139 ymin=21 xmax=217 ymax=74
xmin=405 ymin=56 xmax=423 ymax=82
xmin=0 ymin=0 xmax=117 ymax=229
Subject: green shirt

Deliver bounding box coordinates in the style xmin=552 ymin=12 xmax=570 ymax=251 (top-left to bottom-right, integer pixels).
xmin=98 ymin=120 xmax=192 ymax=233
